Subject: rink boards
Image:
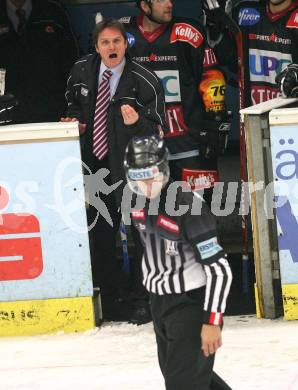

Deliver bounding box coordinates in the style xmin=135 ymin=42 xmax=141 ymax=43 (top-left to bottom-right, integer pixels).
xmin=0 ymin=297 xmax=94 ymax=337
xmin=282 ymin=285 xmax=298 ymax=321
xmin=270 ymin=110 xmax=298 ymax=320
xmin=0 ymin=123 xmax=95 ymax=336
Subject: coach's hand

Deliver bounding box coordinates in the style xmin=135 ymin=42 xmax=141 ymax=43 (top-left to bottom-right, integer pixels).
xmin=60 ymin=117 xmax=87 ymax=135
xmin=201 ymin=324 xmax=222 ymax=357
xmin=121 ymin=104 xmax=139 ymax=125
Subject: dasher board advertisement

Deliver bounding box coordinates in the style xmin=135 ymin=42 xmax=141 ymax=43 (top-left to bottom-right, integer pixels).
xmin=0 ymin=123 xmax=93 ymax=302
xmin=270 ymin=112 xmax=298 ymax=286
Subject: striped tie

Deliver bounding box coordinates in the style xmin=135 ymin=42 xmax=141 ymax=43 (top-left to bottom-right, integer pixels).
xmin=16 ymin=9 xmax=27 ymax=36
xmin=93 ymin=69 xmax=113 ymax=159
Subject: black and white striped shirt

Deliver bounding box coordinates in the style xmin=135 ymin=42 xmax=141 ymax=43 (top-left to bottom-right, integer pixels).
xmin=131 ymin=183 xmax=232 ymax=325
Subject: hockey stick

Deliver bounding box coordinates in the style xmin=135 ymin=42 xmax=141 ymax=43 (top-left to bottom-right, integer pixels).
xmin=204 ymin=0 xmax=249 ymax=294
xmin=120 ymin=219 xmax=130 ymax=274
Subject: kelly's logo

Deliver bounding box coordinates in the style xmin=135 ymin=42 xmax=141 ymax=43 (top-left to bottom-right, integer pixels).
xmin=182 ymin=169 xmax=219 ymax=191
xmin=170 ymin=23 xmax=203 ymax=48
xmin=286 ymin=10 xmax=298 ymax=28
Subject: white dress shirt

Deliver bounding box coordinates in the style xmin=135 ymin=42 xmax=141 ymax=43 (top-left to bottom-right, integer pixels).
xmin=6 ymin=0 xmax=32 ymax=31
xmin=98 ymin=58 xmax=126 ymax=98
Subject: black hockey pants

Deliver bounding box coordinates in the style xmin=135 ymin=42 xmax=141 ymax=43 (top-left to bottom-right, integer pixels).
xmin=150 ymin=288 xmax=232 ymax=390
xmin=150 ymin=287 xmax=214 ymax=390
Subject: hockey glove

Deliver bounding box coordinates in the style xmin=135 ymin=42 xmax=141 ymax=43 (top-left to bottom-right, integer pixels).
xmin=202 ymin=0 xmax=232 ymax=44
xmin=276 ymin=63 xmax=298 ymax=98
xmin=199 ymin=110 xmax=232 ymax=159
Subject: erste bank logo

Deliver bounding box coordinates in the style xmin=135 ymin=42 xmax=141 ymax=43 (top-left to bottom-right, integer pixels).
xmin=197 ymin=237 xmax=223 ymax=260
xmin=128 ymin=166 xmax=160 ymax=180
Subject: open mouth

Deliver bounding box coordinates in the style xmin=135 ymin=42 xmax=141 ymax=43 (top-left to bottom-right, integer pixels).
xmin=109 ymin=53 xmax=117 ymax=59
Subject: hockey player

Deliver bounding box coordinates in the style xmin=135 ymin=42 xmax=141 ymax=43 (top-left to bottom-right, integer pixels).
xmin=122 ymin=0 xmax=232 ymax=187
xmin=199 ymin=47 xmax=231 ymax=170
xmin=233 ymin=0 xmax=298 ymax=106
xmin=276 ymin=62 xmax=298 ymax=97
xmin=124 ymin=135 xmax=233 ymax=390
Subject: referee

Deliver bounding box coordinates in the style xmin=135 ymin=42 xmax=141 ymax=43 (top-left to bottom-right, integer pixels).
xmin=124 ymin=135 xmax=233 ymax=390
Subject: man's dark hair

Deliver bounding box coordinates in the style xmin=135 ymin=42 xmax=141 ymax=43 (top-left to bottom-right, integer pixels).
xmin=93 ymin=18 xmax=127 ymax=45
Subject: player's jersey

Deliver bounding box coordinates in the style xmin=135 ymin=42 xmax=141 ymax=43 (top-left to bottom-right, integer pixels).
xmin=200 ymin=47 xmax=227 ymax=113
xmin=122 ymin=15 xmax=207 ymax=159
xmin=236 ymin=0 xmax=298 ymax=106
xmin=131 ymin=181 xmax=232 ymax=325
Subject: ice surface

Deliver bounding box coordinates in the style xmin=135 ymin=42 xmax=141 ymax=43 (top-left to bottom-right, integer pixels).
xmin=0 ymin=315 xmax=297 ymax=390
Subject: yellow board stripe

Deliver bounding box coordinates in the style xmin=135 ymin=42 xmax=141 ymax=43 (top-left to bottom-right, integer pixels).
xmin=0 ymin=297 xmax=95 ymax=337
xmin=254 ymin=283 xmax=262 ymax=319
xmin=282 ymin=284 xmax=298 ymax=321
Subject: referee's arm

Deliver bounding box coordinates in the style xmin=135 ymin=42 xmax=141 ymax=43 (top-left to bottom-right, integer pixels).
xmin=183 ymin=203 xmax=233 ymax=326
